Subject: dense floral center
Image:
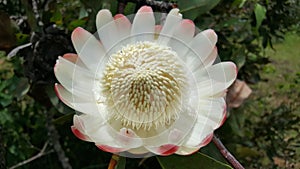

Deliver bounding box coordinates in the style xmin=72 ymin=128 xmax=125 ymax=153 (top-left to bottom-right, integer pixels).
xmin=101 ymin=41 xmax=186 ymax=130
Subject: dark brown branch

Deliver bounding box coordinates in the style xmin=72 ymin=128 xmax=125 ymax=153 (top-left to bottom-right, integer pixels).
xmin=9 ymin=141 xmax=53 ymax=169
xmin=107 ymin=154 xmax=119 ymax=169
xmin=45 ymin=109 xmax=72 ymax=169
xmin=212 ymin=135 xmax=245 ymax=169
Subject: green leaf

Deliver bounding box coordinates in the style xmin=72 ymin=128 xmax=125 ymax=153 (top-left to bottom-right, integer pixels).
xmin=178 ymin=0 xmax=221 ymax=20
xmin=254 ymin=3 xmax=266 ymax=29
xmin=115 ymin=156 xmax=126 ymax=169
xmin=157 ymin=152 xmax=233 ymax=169
xmin=68 ymin=19 xmax=87 ymax=31
xmin=13 ymin=77 xmax=30 ymax=100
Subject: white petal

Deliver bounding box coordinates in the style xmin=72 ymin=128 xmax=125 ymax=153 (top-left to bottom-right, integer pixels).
xmin=71 ymin=27 xmax=106 ymax=72
xmin=62 ymin=53 xmax=87 ymax=68
xmin=145 ymin=144 xmax=179 ymax=156
xmin=131 ymin=6 xmax=155 ymax=41
xmin=71 ymin=115 xmax=92 ymax=141
xmin=197 ymin=98 xmax=226 ymax=129
xmin=194 ymin=62 xmax=237 ymax=97
xmin=96 ymin=9 xmax=120 ymax=51
xmin=117 ymin=128 xmax=143 ymax=148
xmin=126 ymin=147 xmax=149 ymax=155
xmin=158 ymin=8 xmax=182 ymax=45
xmin=54 ymin=84 xmax=103 ymax=116
xmin=183 ymin=115 xmax=214 ymax=147
xmin=114 ymin=14 xmax=131 ymax=41
xmin=185 ymin=29 xmax=217 ymax=72
xmin=168 ymin=19 xmax=195 ymax=57
xmin=54 ymin=56 xmax=95 ymax=99
xmin=175 ymin=146 xmax=200 ymax=155
xmin=135 ymin=125 xmax=169 ymax=146
xmin=190 ymin=29 xmax=217 ymax=59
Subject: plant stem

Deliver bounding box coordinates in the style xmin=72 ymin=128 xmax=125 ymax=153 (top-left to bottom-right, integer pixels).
xmin=108 ymin=154 xmax=120 ymax=169
xmin=212 ymin=135 xmax=245 ymax=169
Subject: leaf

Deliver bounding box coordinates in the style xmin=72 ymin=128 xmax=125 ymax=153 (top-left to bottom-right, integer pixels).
xmin=254 ymin=3 xmax=266 ymax=29
xmin=68 ymin=19 xmax=87 ymax=31
xmin=157 ymin=152 xmax=233 ymax=169
xmin=53 ymin=113 xmax=74 ymax=125
xmin=13 ymin=77 xmax=30 ymax=100
xmin=115 ymin=156 xmax=126 ymax=169
xmin=178 ymin=0 xmax=221 ymax=20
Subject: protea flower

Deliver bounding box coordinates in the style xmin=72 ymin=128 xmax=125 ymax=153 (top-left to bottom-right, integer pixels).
xmin=54 ymin=6 xmax=237 ymax=157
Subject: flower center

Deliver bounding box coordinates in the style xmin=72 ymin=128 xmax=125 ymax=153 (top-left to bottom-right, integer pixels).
xmin=101 ymin=41 xmax=186 ymax=130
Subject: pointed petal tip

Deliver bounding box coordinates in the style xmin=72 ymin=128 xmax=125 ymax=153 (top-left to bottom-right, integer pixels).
xmin=199 ymin=133 xmax=214 ymax=147
xmin=114 ymin=14 xmax=125 ymax=20
xmin=62 ymin=53 xmax=78 ymax=63
xmin=158 ymin=144 xmax=179 ymax=156
xmin=71 ymin=27 xmax=84 ymax=37
xmin=202 ymin=29 xmax=218 ymax=45
xmin=138 ymin=6 xmax=153 ymax=13
xmin=169 ymin=8 xmax=180 ymax=15
xmin=179 ymin=19 xmax=195 ymax=33
xmin=71 ymin=126 xmax=90 ymax=141
xmin=97 ymin=9 xmax=112 ymax=16
xmin=96 ymin=144 xmax=126 ymax=153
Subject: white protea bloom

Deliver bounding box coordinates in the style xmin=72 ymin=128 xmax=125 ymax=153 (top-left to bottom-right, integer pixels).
xmin=54 ymin=6 xmax=237 ymax=157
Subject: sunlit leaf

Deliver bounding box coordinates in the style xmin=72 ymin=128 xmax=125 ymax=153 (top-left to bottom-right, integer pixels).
xmin=254 ymin=3 xmax=266 ymax=29
xmin=178 ymin=0 xmax=221 ymax=20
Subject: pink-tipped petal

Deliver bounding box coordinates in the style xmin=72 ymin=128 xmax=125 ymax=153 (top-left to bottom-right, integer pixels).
xmin=168 ymin=19 xmax=195 ymax=57
xmin=175 ymin=146 xmax=201 ymax=155
xmin=96 ymin=9 xmax=121 ymax=51
xmin=71 ymin=126 xmax=91 ymax=141
xmin=71 ymin=27 xmax=105 ymax=71
xmin=199 ymin=132 xmax=214 ymax=147
xmin=131 ymin=6 xmax=155 ymax=41
xmin=54 ymin=84 xmax=101 ymax=116
xmin=54 ymin=83 xmax=74 ymax=108
xmin=96 ymin=144 xmax=127 ymax=153
xmin=114 ymin=14 xmax=131 ymax=41
xmin=63 ymin=53 xmax=87 ymax=69
xmin=54 ymin=56 xmax=94 ymax=99
xmin=62 ymin=53 xmax=78 ymax=63
xmin=146 ymin=144 xmax=179 ymax=156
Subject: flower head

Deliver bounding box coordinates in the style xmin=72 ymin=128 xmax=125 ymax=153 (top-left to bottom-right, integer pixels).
xmin=54 ymin=6 xmax=237 ymax=157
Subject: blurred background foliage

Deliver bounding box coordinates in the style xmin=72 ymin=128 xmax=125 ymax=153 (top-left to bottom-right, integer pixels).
xmin=0 ymin=0 xmax=299 ymax=168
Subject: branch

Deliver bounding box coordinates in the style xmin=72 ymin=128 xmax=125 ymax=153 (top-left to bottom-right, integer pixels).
xmin=45 ymin=109 xmax=73 ymax=169
xmin=212 ymin=135 xmax=245 ymax=169
xmin=107 ymin=154 xmax=120 ymax=169
xmin=9 ymin=141 xmax=53 ymax=169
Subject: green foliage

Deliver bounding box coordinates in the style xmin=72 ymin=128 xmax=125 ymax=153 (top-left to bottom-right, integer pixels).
xmin=217 ymin=33 xmax=300 ymax=168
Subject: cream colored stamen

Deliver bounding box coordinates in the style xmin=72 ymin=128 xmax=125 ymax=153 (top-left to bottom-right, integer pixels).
xmin=101 ymin=41 xmax=186 ymax=130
